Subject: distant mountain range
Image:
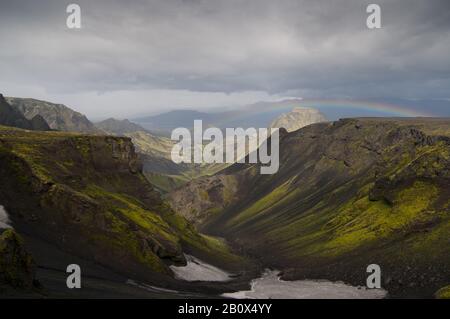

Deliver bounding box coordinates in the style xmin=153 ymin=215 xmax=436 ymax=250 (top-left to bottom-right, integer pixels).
xmin=132 ymin=100 xmax=307 ymax=135
xmin=270 ymin=106 xmax=327 ymax=132
xmin=132 ymin=98 xmax=450 ymax=135
xmin=134 ymin=110 xmax=216 ymax=134
xmin=94 ymin=118 xmax=147 ymax=135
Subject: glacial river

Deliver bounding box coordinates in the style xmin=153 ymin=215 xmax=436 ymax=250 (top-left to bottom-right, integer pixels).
xmin=222 ymin=270 xmax=387 ymax=299
xmin=170 ymin=255 xmax=387 ymax=299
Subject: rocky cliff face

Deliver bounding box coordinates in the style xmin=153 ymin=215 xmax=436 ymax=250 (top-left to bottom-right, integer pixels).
xmin=6 ymin=97 xmax=100 ymax=133
xmin=169 ymin=174 xmax=244 ymax=227
xmin=0 ymin=126 xmax=242 ymax=288
xmin=169 ymin=118 xmax=450 ymax=297
xmin=270 ymin=106 xmax=327 ymax=132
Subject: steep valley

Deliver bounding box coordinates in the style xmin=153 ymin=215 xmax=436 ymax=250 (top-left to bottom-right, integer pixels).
xmin=169 ymin=118 xmax=450 ymax=298
xmin=1 ymin=115 xmax=449 ymax=298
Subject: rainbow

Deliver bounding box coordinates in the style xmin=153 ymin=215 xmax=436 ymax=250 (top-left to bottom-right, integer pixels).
xmin=296 ymin=99 xmax=433 ymax=117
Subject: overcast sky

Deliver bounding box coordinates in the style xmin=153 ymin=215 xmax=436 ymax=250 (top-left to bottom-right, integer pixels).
xmin=0 ymin=0 xmax=449 ymax=119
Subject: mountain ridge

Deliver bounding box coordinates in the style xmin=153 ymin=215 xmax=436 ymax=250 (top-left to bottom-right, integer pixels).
xmin=95 ymin=118 xmax=147 ymax=135
xmin=6 ymin=97 xmax=100 ymax=133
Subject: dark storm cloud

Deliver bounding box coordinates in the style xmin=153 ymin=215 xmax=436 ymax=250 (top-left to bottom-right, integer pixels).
xmin=0 ymin=0 xmax=449 ymax=100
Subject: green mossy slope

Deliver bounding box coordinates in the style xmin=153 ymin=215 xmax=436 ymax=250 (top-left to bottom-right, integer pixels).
xmin=435 ymin=285 xmax=450 ymax=299
xmin=0 ymin=126 xmax=243 ymax=285
xmin=181 ymin=118 xmax=450 ymax=297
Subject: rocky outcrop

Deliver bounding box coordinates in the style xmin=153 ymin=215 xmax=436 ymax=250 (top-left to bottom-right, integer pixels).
xmin=0 ymin=94 xmax=50 ymax=131
xmin=270 ymin=106 xmax=327 ymax=132
xmin=6 ymin=97 xmax=100 ymax=133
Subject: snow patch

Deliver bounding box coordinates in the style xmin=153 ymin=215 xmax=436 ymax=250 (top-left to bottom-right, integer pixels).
xmin=170 ymin=254 xmax=232 ymax=282
xmin=0 ymin=205 xmax=12 ymax=229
